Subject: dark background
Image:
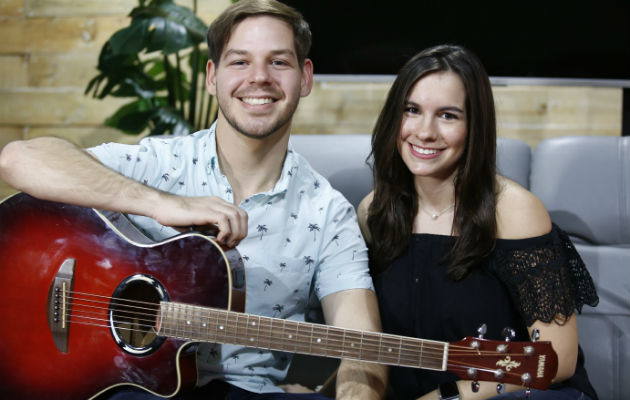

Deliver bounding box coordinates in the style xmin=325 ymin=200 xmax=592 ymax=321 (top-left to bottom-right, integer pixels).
xmin=281 ymin=0 xmax=630 ymax=80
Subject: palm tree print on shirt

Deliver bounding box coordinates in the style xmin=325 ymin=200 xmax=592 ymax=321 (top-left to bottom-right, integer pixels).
xmin=263 ymin=278 xmax=273 ymax=291
xmin=307 ymin=223 xmax=320 ymax=241
xmin=279 ymin=262 xmax=287 ymax=272
xmin=303 ymin=256 xmax=314 ymax=272
xmin=272 ymin=304 xmax=284 ymax=317
xmin=257 ymin=224 xmax=268 ymax=240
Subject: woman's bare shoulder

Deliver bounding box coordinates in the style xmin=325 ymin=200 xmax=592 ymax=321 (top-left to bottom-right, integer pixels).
xmin=496 ymin=176 xmax=551 ymax=239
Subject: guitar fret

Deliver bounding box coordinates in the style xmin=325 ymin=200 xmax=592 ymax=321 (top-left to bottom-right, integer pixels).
xmin=342 ymin=330 xmax=362 ymax=359
xmin=359 ymin=332 xmax=363 ymax=358
xmin=378 ymin=335 xmax=402 ymax=365
xmin=325 ymin=326 xmax=345 ymax=358
xmin=283 ymin=319 xmax=297 ymax=353
xmin=158 ymin=302 xmax=449 ymax=376
xmin=310 ymin=324 xmax=328 ymax=356
xmin=254 ymin=314 xmax=261 ymax=348
xmin=361 ymin=331 xmax=381 ymax=363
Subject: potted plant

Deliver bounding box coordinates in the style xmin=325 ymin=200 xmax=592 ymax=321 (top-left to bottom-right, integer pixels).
xmin=85 ymin=0 xmax=216 ymax=136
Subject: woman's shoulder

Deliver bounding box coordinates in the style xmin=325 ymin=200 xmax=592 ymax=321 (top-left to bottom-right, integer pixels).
xmin=357 ymin=191 xmax=374 ymax=244
xmin=496 ymin=176 xmax=551 ymax=239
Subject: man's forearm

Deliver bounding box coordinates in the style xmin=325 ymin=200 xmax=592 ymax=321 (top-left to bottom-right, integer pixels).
xmin=336 ymin=359 xmax=387 ymax=400
xmin=0 ymin=137 xmax=159 ymax=215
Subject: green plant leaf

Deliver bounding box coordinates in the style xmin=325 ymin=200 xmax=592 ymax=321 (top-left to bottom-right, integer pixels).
xmin=85 ymin=0 xmax=212 ymax=136
xmin=105 ymin=99 xmax=156 ymax=134
xmin=128 ymin=1 xmax=207 ymax=55
xmin=146 ymin=18 xmax=193 ymax=54
xmin=149 ymin=106 xmax=193 ymax=136
xmin=109 ymin=20 xmax=152 ymax=55
xmin=110 ymin=76 xmax=158 ymax=99
xmin=135 ymin=1 xmax=208 ymax=43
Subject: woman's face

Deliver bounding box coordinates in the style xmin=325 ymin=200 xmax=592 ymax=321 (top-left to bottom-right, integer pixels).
xmin=397 ymin=71 xmax=468 ymax=181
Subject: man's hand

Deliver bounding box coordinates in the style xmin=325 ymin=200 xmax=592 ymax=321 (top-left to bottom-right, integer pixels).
xmin=153 ymin=193 xmax=248 ymax=248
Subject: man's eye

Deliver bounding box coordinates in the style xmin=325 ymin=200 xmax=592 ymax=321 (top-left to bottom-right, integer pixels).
xmin=272 ymin=59 xmax=288 ymax=66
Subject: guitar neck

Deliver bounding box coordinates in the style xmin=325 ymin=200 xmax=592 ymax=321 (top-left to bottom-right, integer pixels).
xmin=158 ymin=301 xmax=447 ymax=370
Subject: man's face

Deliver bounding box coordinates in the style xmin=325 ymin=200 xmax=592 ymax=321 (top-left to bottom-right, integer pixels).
xmin=206 ymin=16 xmax=313 ymax=139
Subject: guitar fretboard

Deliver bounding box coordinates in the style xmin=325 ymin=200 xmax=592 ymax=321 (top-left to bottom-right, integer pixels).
xmin=158 ymin=301 xmax=447 ymax=370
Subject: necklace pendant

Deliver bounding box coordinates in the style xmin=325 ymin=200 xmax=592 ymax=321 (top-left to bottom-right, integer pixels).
xmin=431 ymin=214 xmax=438 ymax=220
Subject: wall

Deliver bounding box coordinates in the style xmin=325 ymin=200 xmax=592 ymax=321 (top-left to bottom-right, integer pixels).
xmin=0 ymin=0 xmax=624 ymax=199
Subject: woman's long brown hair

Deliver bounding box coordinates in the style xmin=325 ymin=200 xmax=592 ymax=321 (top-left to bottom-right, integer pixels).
xmin=367 ymin=44 xmax=497 ymax=280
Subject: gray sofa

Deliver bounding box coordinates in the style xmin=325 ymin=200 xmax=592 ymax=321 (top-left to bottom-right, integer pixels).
xmin=288 ymin=134 xmax=630 ymax=400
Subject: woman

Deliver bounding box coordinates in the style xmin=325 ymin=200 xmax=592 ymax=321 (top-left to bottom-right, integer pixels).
xmin=358 ymin=44 xmax=599 ymax=400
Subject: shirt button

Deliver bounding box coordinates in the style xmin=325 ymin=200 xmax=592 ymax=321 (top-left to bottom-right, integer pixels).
xmin=414 ymin=278 xmax=419 ymax=283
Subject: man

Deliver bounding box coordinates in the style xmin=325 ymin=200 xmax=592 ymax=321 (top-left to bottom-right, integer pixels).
xmin=0 ymin=1 xmax=386 ymax=399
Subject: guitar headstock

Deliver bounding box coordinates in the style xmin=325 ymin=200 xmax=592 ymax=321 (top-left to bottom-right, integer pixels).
xmin=447 ymin=336 xmax=558 ymax=390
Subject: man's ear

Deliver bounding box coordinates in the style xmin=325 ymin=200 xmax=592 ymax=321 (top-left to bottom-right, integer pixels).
xmin=300 ymin=58 xmax=314 ymax=97
xmin=206 ymin=59 xmax=217 ymax=96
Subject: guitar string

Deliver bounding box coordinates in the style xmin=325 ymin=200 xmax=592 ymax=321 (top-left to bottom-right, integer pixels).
xmin=63 ymin=318 xmax=527 ymax=384
xmin=59 ymin=316 xmax=534 ymax=386
xmin=63 ymin=291 xmax=478 ymax=355
xmin=60 ymin=291 xmax=545 ymax=375
xmin=63 ymin=292 xmax=523 ymax=360
xmin=62 ymin=291 xmax=532 ymax=358
xmin=60 ymin=316 xmax=539 ymax=384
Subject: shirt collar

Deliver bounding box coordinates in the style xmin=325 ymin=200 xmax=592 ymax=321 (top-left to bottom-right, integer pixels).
xmin=207 ymin=122 xmax=296 ymax=198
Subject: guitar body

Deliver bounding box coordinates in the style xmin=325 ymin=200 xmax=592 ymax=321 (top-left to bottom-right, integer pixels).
xmin=0 ymin=193 xmax=243 ymax=399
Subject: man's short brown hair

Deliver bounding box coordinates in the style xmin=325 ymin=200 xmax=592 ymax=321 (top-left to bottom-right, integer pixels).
xmin=207 ymin=0 xmax=312 ymax=66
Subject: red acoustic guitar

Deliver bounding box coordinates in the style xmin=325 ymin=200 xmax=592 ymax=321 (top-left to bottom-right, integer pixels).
xmin=0 ymin=193 xmax=558 ymax=399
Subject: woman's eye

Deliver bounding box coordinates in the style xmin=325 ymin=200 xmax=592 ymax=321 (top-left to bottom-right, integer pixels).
xmin=404 ymin=106 xmax=419 ymax=114
xmin=441 ymin=112 xmax=458 ymax=120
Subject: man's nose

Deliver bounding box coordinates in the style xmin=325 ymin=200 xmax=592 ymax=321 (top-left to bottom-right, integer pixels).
xmin=249 ymin=63 xmax=271 ymax=84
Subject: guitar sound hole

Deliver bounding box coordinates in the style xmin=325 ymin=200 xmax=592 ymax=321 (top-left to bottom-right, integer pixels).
xmin=109 ymin=274 xmax=168 ymax=355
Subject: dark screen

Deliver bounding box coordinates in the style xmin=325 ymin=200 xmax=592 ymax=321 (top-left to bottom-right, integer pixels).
xmin=281 ymin=0 xmax=630 ymax=79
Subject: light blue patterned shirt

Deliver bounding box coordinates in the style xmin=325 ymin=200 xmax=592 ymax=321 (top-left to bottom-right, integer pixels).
xmin=88 ymin=124 xmax=373 ymax=393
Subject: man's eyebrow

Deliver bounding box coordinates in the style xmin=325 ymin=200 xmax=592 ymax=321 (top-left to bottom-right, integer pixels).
xmin=223 ymin=49 xmax=248 ymax=58
xmin=222 ymin=48 xmax=297 ymax=58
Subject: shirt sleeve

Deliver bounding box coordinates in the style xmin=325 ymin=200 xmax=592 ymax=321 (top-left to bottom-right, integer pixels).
xmin=88 ymin=138 xmax=161 ymax=183
xmin=88 ymin=136 xmax=194 ymax=193
xmin=313 ymin=192 xmax=374 ymax=300
xmin=491 ymin=224 xmax=599 ymax=326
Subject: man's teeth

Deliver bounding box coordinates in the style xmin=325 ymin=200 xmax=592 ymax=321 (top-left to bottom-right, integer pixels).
xmin=242 ymin=97 xmax=273 ymax=105
xmin=412 ymin=145 xmax=439 ymax=155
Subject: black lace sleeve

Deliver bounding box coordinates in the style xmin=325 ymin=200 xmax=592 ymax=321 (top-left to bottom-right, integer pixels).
xmin=491 ymin=224 xmax=599 ymax=326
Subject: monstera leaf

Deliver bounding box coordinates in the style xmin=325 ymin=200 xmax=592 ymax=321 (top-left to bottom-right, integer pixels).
xmin=85 ymin=0 xmax=216 ymax=136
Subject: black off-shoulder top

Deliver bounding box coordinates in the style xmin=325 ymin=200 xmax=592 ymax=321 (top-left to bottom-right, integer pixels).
xmin=373 ymin=224 xmax=599 ymax=399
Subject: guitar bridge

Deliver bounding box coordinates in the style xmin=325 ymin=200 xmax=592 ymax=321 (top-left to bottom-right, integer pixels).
xmin=46 ymin=258 xmax=75 ymax=353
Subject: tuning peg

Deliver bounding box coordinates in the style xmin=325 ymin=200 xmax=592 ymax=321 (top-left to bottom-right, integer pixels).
xmin=471 ymin=381 xmax=480 ymax=393
xmin=496 ymin=383 xmax=506 ymax=394
xmin=476 ymin=323 xmax=487 ymax=339
xmin=531 ymin=328 xmax=540 ymax=342
xmin=502 ymin=327 xmax=516 ymax=342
